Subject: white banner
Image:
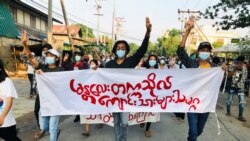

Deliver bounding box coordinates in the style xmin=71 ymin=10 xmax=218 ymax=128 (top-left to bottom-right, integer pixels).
xmin=80 ymin=112 xmax=160 ymax=126
xmin=36 ymin=68 xmax=224 ymax=116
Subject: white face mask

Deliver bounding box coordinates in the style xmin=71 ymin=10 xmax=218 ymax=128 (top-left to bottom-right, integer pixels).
xmin=45 ymin=57 xmax=55 ymax=64
xmin=75 ymin=56 xmax=81 ymax=61
xmin=42 ymin=51 xmax=46 ymax=57
xmin=106 ymin=58 xmax=110 ymax=62
xmin=160 ymin=60 xmax=165 ymax=64
xmin=90 ymin=64 xmax=96 ymax=70
xmin=199 ymin=52 xmax=211 ymax=60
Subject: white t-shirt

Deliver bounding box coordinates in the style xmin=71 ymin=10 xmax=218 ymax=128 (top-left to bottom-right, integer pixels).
xmin=27 ymin=63 xmax=35 ymax=74
xmin=0 ymin=78 xmax=18 ymax=127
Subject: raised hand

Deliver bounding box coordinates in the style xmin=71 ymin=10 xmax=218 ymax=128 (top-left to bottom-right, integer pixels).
xmin=21 ymin=30 xmax=28 ymax=47
xmin=63 ymin=53 xmax=69 ymax=62
xmin=185 ymin=16 xmax=195 ymax=31
xmin=146 ymin=17 xmax=152 ymax=32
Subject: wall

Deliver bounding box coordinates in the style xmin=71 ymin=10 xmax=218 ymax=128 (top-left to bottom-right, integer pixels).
xmin=0 ymin=37 xmax=20 ymax=72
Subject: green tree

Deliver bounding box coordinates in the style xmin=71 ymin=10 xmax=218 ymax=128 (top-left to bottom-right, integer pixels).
xmin=129 ymin=42 xmax=139 ymax=54
xmin=147 ymin=41 xmax=158 ymax=55
xmin=202 ymin=0 xmax=250 ymax=30
xmin=212 ymin=41 xmax=224 ymax=48
xmin=74 ymin=24 xmax=95 ymax=39
xmin=155 ymin=28 xmax=180 ymax=56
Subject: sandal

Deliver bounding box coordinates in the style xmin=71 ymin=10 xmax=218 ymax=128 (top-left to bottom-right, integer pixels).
xmin=82 ymin=132 xmax=90 ymax=137
xmin=34 ymin=130 xmax=45 ymax=140
xmin=145 ymin=130 xmax=152 ymax=137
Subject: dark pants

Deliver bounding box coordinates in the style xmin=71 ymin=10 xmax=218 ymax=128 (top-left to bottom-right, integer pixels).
xmin=187 ymin=113 xmax=209 ymax=141
xmin=28 ymin=74 xmax=34 ymax=95
xmin=174 ymin=113 xmax=185 ymax=119
xmin=34 ymin=95 xmax=40 ymax=128
xmin=145 ymin=122 xmax=151 ymax=131
xmin=0 ymin=125 xmax=21 ymax=141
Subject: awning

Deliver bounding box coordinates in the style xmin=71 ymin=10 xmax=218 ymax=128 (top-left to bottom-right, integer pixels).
xmin=0 ymin=1 xmax=19 ymax=38
xmin=16 ymin=25 xmax=47 ymax=42
xmin=213 ymin=44 xmax=250 ymax=53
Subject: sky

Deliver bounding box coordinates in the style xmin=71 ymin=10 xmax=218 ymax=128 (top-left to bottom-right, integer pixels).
xmin=34 ymin=0 xmax=249 ymax=44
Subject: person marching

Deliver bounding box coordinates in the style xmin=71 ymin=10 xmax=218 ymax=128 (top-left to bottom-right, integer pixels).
xmin=177 ymin=16 xmax=227 ymax=141
xmin=22 ymin=31 xmax=62 ymax=141
xmin=0 ymin=59 xmax=21 ymax=141
xmin=105 ymin=17 xmax=152 ymax=141
xmin=141 ymin=54 xmax=159 ymax=137
xmin=226 ymin=56 xmax=248 ymax=122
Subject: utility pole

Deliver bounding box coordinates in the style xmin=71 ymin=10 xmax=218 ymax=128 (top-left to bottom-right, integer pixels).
xmin=85 ymin=0 xmax=89 ymax=40
xmin=178 ymin=9 xmax=200 ymax=55
xmin=60 ymin=0 xmax=74 ymax=55
xmin=114 ymin=17 xmax=125 ymax=41
xmin=47 ymin=0 xmax=53 ymax=44
xmin=111 ymin=0 xmax=116 ymax=51
xmin=94 ymin=0 xmax=104 ymax=45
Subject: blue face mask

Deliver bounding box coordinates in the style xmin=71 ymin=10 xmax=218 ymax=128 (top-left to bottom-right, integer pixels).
xmin=149 ymin=60 xmax=156 ymax=67
xmin=199 ymin=52 xmax=210 ymax=61
xmin=116 ymin=50 xmax=126 ymax=58
xmin=75 ymin=56 xmax=81 ymax=61
xmin=45 ymin=57 xmax=55 ymax=64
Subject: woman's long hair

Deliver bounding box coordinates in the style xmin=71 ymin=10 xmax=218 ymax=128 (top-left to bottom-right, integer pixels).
xmin=145 ymin=54 xmax=158 ymax=69
xmin=0 ymin=59 xmax=8 ymax=83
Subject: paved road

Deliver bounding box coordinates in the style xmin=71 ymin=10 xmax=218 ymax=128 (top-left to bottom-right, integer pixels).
xmin=6 ymin=78 xmax=250 ymax=141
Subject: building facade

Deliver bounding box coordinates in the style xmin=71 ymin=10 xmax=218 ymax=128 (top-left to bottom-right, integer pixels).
xmin=0 ymin=0 xmax=60 ymax=72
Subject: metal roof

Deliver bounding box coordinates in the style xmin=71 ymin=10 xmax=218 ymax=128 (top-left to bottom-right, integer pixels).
xmin=0 ymin=1 xmax=19 ymax=38
xmin=14 ymin=0 xmax=62 ymax=24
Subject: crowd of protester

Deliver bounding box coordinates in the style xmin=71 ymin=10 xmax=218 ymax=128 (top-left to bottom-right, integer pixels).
xmin=0 ymin=16 xmax=249 ymax=141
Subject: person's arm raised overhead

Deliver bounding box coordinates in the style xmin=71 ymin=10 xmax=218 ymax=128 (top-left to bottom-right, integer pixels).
xmin=177 ymin=16 xmax=196 ymax=68
xmin=22 ymin=31 xmax=39 ymax=68
xmin=130 ymin=17 xmax=152 ymax=67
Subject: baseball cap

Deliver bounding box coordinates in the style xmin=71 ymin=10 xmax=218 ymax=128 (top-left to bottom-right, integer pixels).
xmin=45 ymin=49 xmax=60 ymax=57
xmin=198 ymin=42 xmax=212 ymax=51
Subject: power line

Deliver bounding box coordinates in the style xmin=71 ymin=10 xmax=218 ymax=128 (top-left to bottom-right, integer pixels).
xmin=183 ymin=0 xmax=189 ymax=9
xmin=29 ymin=0 xmax=142 ymax=42
xmin=33 ymin=0 xmax=96 ymax=26
xmin=192 ymin=0 xmax=203 ymax=10
xmin=203 ymin=0 xmax=214 ymax=9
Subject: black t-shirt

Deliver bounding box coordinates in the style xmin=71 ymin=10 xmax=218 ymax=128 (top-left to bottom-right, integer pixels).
xmin=38 ymin=63 xmax=64 ymax=72
xmin=105 ymin=36 xmax=149 ymax=68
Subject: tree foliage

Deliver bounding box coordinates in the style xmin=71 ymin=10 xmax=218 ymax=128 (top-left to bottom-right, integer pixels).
xmin=155 ymin=28 xmax=180 ymax=56
xmin=129 ymin=42 xmax=139 ymax=54
xmin=74 ymin=24 xmax=95 ymax=38
xmin=202 ymin=0 xmax=250 ymax=30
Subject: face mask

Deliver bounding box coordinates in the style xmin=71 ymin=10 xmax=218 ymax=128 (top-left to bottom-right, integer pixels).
xmin=160 ymin=60 xmax=165 ymax=64
xmin=45 ymin=57 xmax=55 ymax=64
xmin=90 ymin=64 xmax=96 ymax=70
xmin=75 ymin=56 xmax=81 ymax=61
xmin=116 ymin=50 xmax=126 ymax=58
xmin=106 ymin=58 xmax=110 ymax=62
xmin=199 ymin=52 xmax=210 ymax=61
xmin=149 ymin=60 xmax=156 ymax=67
xmin=42 ymin=51 xmax=46 ymax=57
